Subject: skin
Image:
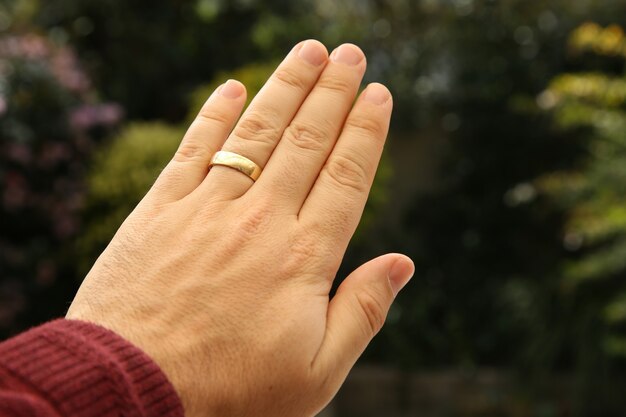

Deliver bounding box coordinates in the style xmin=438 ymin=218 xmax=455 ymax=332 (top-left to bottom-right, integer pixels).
xmin=66 ymin=40 xmax=415 ymax=417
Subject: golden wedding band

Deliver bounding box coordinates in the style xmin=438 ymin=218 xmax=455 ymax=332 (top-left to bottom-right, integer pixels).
xmin=209 ymin=151 xmax=262 ymax=181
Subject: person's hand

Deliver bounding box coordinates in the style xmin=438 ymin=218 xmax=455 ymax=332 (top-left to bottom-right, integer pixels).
xmin=66 ymin=40 xmax=414 ymax=417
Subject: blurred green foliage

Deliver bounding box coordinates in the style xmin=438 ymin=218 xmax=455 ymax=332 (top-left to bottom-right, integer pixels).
xmin=77 ymin=123 xmax=183 ymax=274
xmin=16 ymin=0 xmax=312 ymax=120
xmin=539 ymin=23 xmax=626 ymax=364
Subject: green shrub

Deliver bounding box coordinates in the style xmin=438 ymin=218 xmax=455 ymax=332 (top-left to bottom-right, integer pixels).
xmin=77 ymin=123 xmax=184 ymax=273
xmin=535 ymin=24 xmax=626 ymax=396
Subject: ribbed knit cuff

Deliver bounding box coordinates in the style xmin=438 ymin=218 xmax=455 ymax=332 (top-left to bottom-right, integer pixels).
xmin=0 ymin=319 xmax=184 ymax=417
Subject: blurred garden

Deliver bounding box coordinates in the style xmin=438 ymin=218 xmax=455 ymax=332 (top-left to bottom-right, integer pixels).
xmin=3 ymin=0 xmax=626 ymax=415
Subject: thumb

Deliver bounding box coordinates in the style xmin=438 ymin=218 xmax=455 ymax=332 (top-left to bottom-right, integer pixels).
xmin=312 ymin=253 xmax=414 ymax=394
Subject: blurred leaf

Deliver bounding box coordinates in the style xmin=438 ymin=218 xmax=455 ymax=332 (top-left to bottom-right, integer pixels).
xmin=550 ymin=73 xmax=626 ymax=107
xmin=186 ymin=62 xmax=276 ymax=126
xmin=78 ymin=122 xmax=184 ymax=273
xmin=570 ymin=22 xmax=626 ymax=58
xmin=195 ymin=0 xmax=222 ymax=22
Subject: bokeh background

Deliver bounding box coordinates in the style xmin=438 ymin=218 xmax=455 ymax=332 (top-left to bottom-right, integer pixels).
xmin=3 ymin=0 xmax=626 ymax=415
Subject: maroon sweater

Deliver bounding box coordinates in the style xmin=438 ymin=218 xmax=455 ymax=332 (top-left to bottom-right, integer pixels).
xmin=0 ymin=320 xmax=184 ymax=417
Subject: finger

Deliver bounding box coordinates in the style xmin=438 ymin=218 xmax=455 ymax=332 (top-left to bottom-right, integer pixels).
xmin=149 ymin=80 xmax=246 ymax=204
xmin=202 ymin=40 xmax=328 ymax=200
xmin=311 ymin=254 xmax=414 ymax=397
xmin=256 ymin=44 xmax=366 ymax=212
xmin=299 ymin=83 xmax=392 ymax=244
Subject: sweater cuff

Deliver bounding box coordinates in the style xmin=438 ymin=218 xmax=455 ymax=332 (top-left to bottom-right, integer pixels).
xmin=0 ymin=319 xmax=184 ymax=417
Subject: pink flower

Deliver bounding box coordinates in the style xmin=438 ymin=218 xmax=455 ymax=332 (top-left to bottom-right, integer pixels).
xmin=69 ymin=103 xmax=124 ymax=130
xmin=51 ymin=48 xmax=90 ymax=93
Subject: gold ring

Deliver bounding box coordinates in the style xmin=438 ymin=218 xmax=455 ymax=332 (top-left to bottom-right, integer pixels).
xmin=209 ymin=151 xmax=262 ymax=181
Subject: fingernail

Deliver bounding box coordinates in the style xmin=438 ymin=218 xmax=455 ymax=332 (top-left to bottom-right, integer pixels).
xmin=219 ymin=79 xmax=244 ymax=99
xmin=331 ymin=44 xmax=364 ymax=66
xmin=363 ymin=83 xmax=391 ymax=105
xmin=297 ymin=40 xmax=327 ymax=66
xmin=388 ymin=257 xmax=414 ymax=297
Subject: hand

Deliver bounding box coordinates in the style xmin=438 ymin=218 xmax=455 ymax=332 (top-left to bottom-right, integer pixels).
xmin=66 ymin=40 xmax=414 ymax=417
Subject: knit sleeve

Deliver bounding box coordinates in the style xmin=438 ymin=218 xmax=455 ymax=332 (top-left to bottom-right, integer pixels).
xmin=0 ymin=319 xmax=184 ymax=417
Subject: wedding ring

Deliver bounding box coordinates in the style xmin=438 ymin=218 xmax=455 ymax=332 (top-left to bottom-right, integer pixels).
xmin=209 ymin=151 xmax=262 ymax=181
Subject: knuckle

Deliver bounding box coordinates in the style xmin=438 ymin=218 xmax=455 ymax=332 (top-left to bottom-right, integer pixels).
xmin=290 ymin=235 xmax=318 ymax=262
xmin=325 ymin=155 xmax=369 ymax=193
xmin=280 ymin=231 xmax=323 ymax=277
xmin=232 ymin=110 xmax=280 ymax=148
xmin=317 ymin=76 xmax=353 ymax=95
xmin=301 ymin=218 xmax=345 ymax=266
xmin=273 ymin=67 xmax=309 ymax=92
xmin=173 ymin=140 xmax=211 ymax=163
xmin=283 ymin=122 xmax=328 ymax=152
xmin=354 ymin=289 xmax=387 ymax=336
xmin=345 ymin=114 xmax=386 ymax=138
xmin=196 ymin=109 xmax=232 ymax=126
xmin=153 ymin=163 xmax=184 ymax=189
xmin=234 ymin=203 xmax=273 ymax=237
